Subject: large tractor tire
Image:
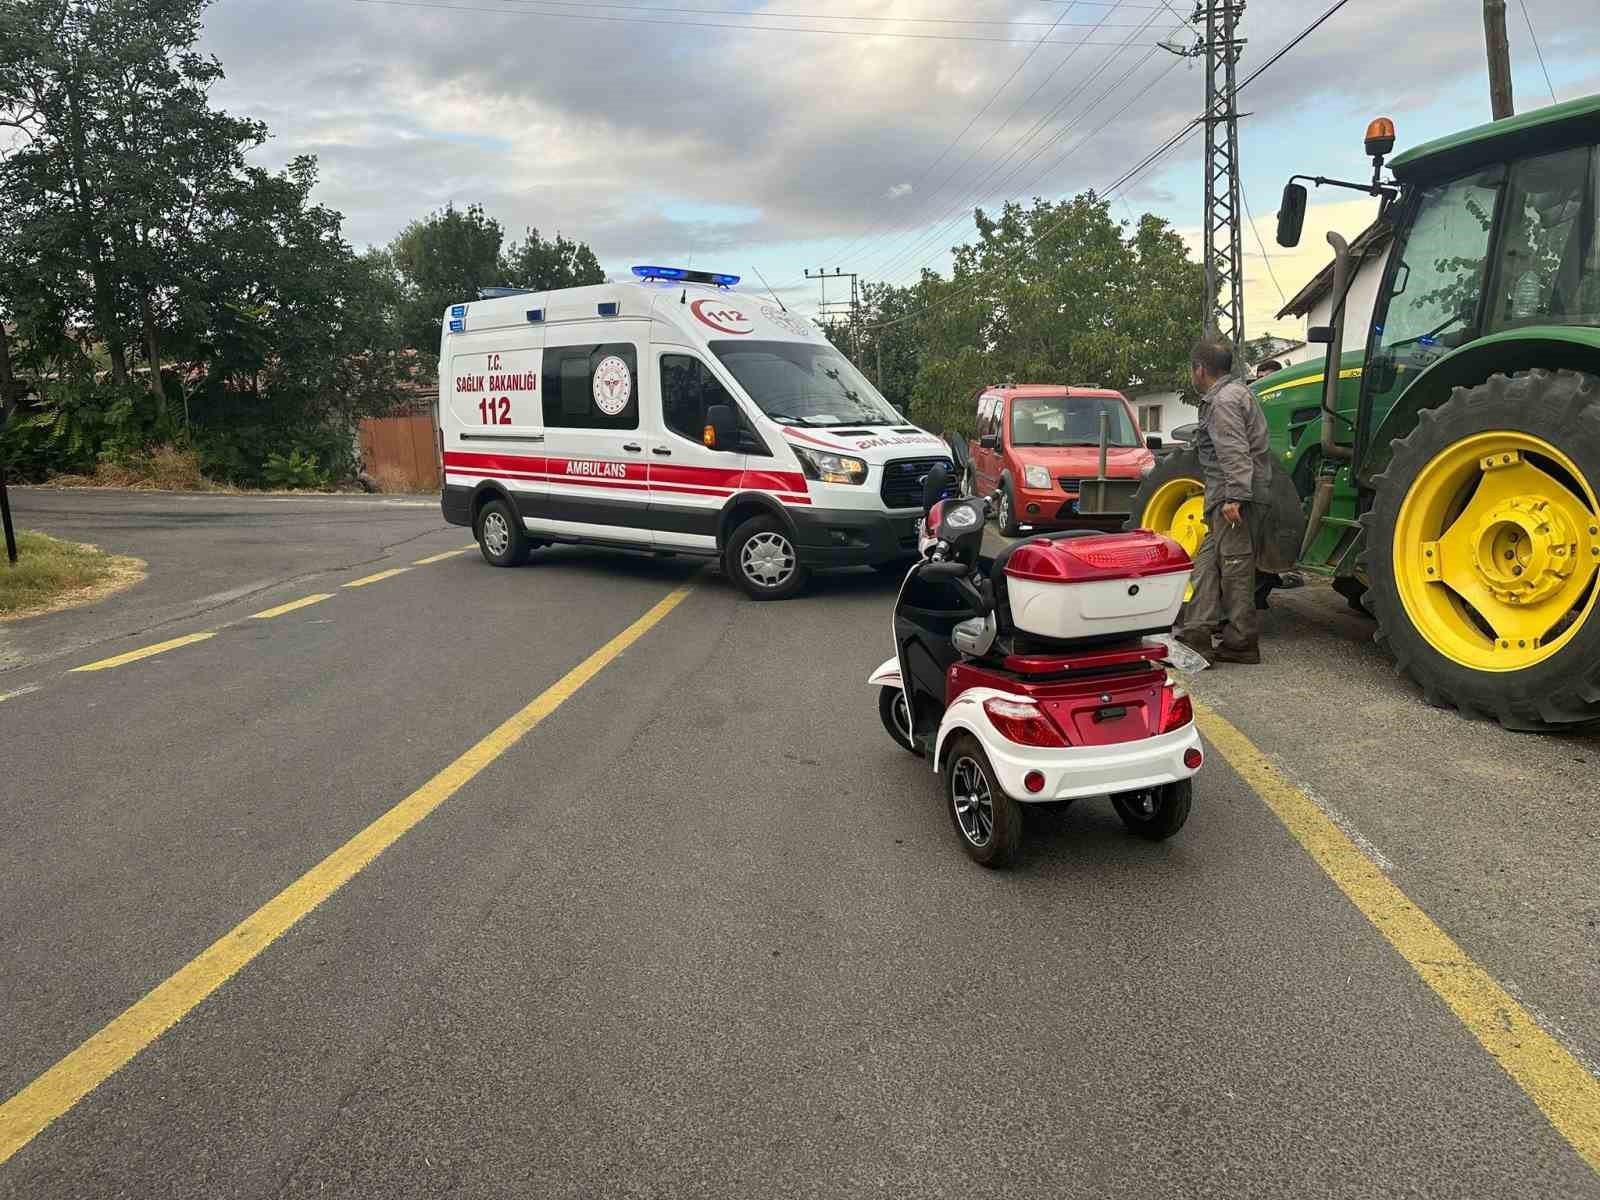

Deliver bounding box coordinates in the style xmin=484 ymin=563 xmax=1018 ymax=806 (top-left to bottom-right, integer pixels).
xmin=1125 ymin=451 xmax=1306 ymax=599
xmin=1362 ymin=369 xmax=1600 ymax=731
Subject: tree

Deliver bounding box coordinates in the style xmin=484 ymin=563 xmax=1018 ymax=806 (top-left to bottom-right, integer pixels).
xmin=0 ymin=0 xmax=268 ymax=401
xmin=390 ymin=203 xmax=505 ymax=356
xmin=903 ymin=193 xmax=1204 ymax=435
xmin=502 ymin=227 xmax=603 ymax=292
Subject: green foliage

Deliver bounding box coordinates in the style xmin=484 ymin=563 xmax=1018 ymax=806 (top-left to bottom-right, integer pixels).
xmin=832 ymin=195 xmax=1204 ymax=440
xmin=391 ymin=203 xmax=506 ymax=357
xmin=0 ymin=0 xmax=411 ymax=487
xmin=502 ymin=227 xmax=606 ymax=292
xmin=387 ymin=207 xmax=606 ymax=361
xmin=261 ymin=448 xmax=328 ymax=491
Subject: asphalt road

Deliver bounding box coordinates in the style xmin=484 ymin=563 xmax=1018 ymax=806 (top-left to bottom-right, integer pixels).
xmin=1 ymin=487 xmax=1596 ymax=1198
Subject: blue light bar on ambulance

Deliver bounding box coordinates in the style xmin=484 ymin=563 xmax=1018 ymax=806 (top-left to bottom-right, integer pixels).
xmin=631 ymin=265 xmax=740 ymax=287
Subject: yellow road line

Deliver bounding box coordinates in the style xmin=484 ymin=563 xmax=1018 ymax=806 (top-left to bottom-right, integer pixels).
xmin=342 ymin=568 xmax=410 ymax=589
xmin=0 ymin=583 xmax=694 ymax=1165
xmin=69 ymin=632 xmax=215 ymax=674
xmin=1196 ymin=701 xmax=1600 ymax=1175
xmin=413 ymin=548 xmax=470 ymax=565
xmin=249 ymin=594 xmax=333 ymax=620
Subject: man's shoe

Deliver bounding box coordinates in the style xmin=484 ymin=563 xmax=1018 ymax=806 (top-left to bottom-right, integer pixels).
xmin=1213 ymin=642 xmax=1261 ymax=665
xmin=1173 ymin=630 xmax=1216 ymax=664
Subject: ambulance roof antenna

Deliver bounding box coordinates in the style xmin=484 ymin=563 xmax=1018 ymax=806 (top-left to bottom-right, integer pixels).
xmin=752 ymin=265 xmax=786 ymax=313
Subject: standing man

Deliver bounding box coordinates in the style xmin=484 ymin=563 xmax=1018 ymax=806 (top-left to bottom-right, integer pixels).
xmin=1174 ymin=337 xmax=1274 ymax=665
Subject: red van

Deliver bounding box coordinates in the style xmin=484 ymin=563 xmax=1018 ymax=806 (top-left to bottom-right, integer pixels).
xmin=968 ymin=385 xmax=1157 ymax=536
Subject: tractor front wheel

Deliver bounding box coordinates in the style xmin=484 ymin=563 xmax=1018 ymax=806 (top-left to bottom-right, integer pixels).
xmin=1363 ymin=369 xmax=1600 ymax=730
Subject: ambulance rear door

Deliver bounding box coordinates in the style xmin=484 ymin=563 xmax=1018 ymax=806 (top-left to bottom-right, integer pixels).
xmin=441 ymin=321 xmax=547 ymax=514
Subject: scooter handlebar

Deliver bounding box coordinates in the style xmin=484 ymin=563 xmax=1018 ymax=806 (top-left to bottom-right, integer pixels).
xmin=918 ymin=560 xmax=970 ymax=580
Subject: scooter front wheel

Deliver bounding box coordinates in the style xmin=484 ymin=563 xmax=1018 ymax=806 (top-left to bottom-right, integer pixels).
xmin=878 ymin=687 xmax=919 ymax=755
xmin=943 ymin=733 xmax=1022 ymax=867
xmin=1111 ymin=779 xmax=1192 ymax=841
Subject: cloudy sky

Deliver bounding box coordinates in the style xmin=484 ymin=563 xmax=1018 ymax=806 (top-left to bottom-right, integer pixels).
xmin=200 ymin=0 xmax=1600 ymax=339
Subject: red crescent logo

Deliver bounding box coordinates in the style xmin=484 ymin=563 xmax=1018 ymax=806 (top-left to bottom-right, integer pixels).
xmin=690 ymin=298 xmax=753 ymax=335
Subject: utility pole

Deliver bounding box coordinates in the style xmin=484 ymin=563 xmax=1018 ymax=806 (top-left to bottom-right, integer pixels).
xmin=1163 ymin=2 xmax=1247 ymax=372
xmin=1483 ymin=0 xmax=1515 ymax=119
xmin=804 ymin=268 xmax=862 ymax=361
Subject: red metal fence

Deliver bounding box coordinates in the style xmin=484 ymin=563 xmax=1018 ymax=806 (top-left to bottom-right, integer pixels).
xmin=358 ymin=413 xmax=439 ymax=491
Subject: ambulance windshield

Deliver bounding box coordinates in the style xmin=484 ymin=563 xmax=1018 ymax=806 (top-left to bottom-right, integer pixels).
xmin=710 ymin=340 xmax=903 ymax=428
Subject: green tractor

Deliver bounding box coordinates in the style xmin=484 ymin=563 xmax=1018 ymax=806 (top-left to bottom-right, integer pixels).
xmin=1128 ymin=95 xmax=1600 ymax=731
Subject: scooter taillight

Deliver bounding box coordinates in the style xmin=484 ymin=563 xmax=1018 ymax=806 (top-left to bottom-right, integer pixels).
xmin=1158 ymin=684 xmax=1194 ymax=734
xmin=982 ymin=697 xmax=1068 ymax=747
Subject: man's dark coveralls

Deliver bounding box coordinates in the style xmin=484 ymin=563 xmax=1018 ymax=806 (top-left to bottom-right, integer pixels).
xmin=1178 ymin=375 xmax=1274 ymax=653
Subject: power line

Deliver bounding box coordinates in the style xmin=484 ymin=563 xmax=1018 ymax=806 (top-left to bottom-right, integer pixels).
xmin=490 ymin=0 xmax=1160 ymax=27
xmin=862 ymin=8 xmax=1173 ymax=281
xmin=859 ymin=3 xmax=1160 ymax=281
xmin=1515 ymin=0 xmax=1559 ymax=104
xmin=803 ymin=1 xmax=1090 ymax=279
xmin=861 ymin=0 xmax=1355 ymax=331
xmin=1239 ymin=186 xmax=1285 ymax=305
xmin=870 ymin=42 xmax=1181 ymax=285
xmin=347 ymin=0 xmax=1172 ymax=43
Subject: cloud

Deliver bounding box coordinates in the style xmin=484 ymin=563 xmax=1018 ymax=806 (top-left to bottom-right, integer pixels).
xmin=195 ymin=0 xmax=1600 ymax=297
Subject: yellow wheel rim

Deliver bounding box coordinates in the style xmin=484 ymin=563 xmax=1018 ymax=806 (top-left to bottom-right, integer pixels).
xmin=1393 ymin=430 xmax=1600 ymax=672
xmin=1142 ymin=476 xmax=1208 ymax=602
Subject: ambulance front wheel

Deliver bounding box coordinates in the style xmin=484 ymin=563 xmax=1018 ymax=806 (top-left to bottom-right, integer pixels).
xmin=476 ymin=498 xmax=533 ymax=567
xmin=725 ymin=515 xmax=809 ymax=600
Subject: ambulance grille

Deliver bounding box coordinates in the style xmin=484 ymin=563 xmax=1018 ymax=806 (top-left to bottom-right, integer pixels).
xmin=880 ymin=456 xmax=952 ymax=510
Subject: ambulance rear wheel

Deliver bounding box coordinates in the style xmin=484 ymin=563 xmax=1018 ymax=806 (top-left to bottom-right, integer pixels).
xmin=476 ymin=498 xmax=531 ymax=567
xmin=725 ymin=515 xmax=808 ymax=600
xmin=1111 ymin=779 xmax=1192 ymax=841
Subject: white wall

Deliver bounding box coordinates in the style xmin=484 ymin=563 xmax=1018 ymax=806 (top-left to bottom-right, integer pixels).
xmin=1306 ymin=242 xmax=1392 ymax=347
xmin=1131 ymin=391 xmax=1193 ymax=438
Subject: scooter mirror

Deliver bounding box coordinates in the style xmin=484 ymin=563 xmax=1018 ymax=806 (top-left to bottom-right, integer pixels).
xmin=922 ymin=463 xmax=949 ymax=512
xmin=946 ymin=431 xmax=971 ymax=473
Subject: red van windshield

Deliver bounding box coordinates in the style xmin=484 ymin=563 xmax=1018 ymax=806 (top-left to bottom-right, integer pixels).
xmin=1009 ymin=395 xmax=1138 ymax=447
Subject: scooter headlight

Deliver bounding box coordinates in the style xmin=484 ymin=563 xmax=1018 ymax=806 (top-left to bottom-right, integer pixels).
xmin=793 ymin=445 xmax=868 ymax=485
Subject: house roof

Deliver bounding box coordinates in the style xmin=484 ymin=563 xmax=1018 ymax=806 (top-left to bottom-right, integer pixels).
xmin=1274 ymin=218 xmax=1393 ymax=320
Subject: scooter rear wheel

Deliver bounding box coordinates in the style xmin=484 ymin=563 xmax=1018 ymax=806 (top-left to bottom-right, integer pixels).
xmin=878 ymin=686 xmax=919 ymax=755
xmin=1111 ymin=779 xmax=1192 ymax=841
xmin=943 ymin=733 xmax=1022 ymax=868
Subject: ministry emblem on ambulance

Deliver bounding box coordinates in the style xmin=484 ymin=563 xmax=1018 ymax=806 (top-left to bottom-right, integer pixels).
xmin=592 ymin=355 xmax=633 ymax=416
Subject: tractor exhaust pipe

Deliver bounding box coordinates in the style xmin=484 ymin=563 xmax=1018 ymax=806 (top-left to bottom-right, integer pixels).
xmin=1316 ymin=231 xmax=1355 ymax=463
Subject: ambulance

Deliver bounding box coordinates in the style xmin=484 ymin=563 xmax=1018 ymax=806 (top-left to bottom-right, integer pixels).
xmin=437 ymin=266 xmax=952 ymax=599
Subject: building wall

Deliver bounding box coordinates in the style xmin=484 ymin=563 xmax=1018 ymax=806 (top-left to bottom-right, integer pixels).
xmin=1131 ymin=391 xmax=1193 ymax=438
xmin=1304 ymin=242 xmax=1392 ymax=351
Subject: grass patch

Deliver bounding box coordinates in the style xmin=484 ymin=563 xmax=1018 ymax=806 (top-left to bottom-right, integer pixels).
xmin=49 ymin=445 xmax=231 ymax=492
xmin=0 ymin=531 xmax=146 ymax=621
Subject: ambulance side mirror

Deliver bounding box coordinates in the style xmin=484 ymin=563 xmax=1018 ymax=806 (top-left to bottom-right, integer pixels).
xmin=704 ymin=404 xmax=740 ymax=452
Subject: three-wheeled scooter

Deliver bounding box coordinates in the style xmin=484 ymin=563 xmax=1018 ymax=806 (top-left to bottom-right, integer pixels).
xmin=869 ymin=443 xmax=1203 ymax=866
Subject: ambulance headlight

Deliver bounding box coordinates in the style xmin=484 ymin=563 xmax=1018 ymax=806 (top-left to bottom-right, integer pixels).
xmin=793 ymin=445 xmax=868 ymax=485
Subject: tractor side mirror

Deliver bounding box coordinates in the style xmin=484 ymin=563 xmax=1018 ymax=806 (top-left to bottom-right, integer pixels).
xmin=1277 ymin=182 xmax=1307 ymax=248
xmin=1145 ymin=435 xmax=1163 ymax=451
xmin=922 ymin=462 xmax=949 ymax=513
xmin=704 ymin=404 xmax=740 ymax=451
xmin=1307 ymin=325 xmax=1334 ymax=344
